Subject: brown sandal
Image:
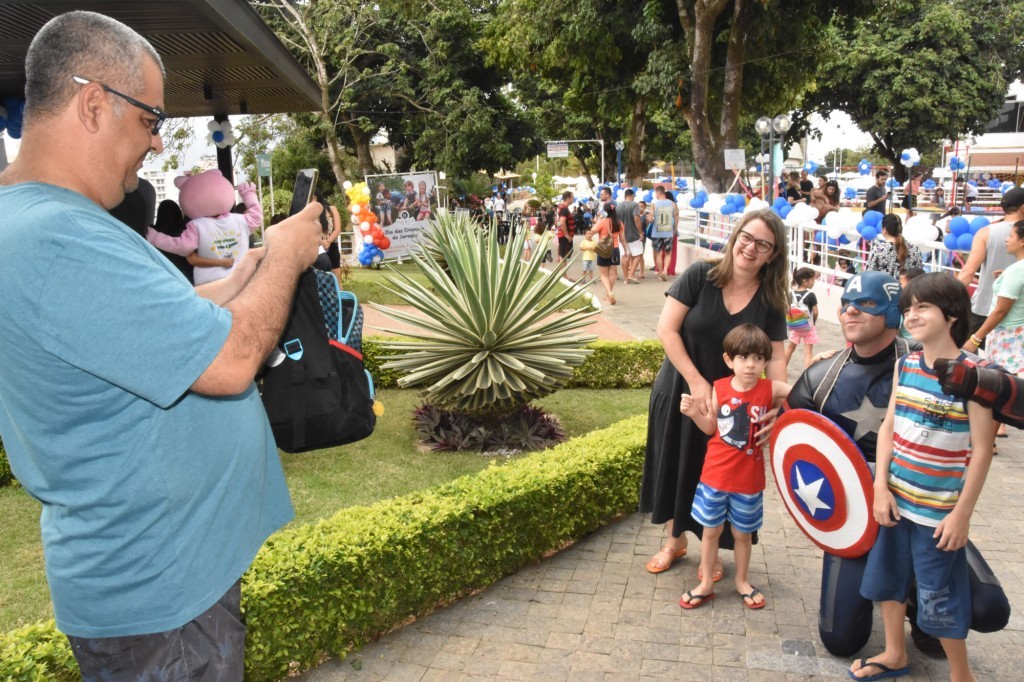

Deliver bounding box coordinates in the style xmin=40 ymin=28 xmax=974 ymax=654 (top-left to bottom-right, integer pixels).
xmin=646 ymin=546 xmax=687 ymax=574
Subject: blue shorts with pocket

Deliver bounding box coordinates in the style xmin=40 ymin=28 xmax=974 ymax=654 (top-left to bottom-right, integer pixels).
xmin=861 ymin=517 xmax=971 ymax=639
xmin=581 ymin=259 xmax=595 ymax=272
xmin=691 ymin=481 xmax=763 ymax=534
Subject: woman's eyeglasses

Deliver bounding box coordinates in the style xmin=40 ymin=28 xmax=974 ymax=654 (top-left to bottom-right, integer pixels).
xmin=72 ymin=75 xmax=166 ymax=136
xmin=737 ymin=230 xmax=775 ymax=253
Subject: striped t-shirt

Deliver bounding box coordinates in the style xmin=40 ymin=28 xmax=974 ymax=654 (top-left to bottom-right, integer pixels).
xmin=888 ymin=351 xmax=974 ymax=527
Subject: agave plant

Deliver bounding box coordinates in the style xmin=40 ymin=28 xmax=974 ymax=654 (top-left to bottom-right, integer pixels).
xmin=370 ymin=211 xmax=597 ymax=415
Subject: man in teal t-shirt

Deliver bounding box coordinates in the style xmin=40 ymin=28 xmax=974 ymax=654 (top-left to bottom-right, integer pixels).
xmin=651 ymin=185 xmax=677 ymax=280
xmin=0 ymin=11 xmax=324 ymax=679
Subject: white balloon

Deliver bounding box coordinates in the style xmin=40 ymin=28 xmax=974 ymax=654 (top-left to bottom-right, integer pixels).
xmin=785 ymin=202 xmax=818 ymax=227
xmin=744 ymin=198 xmax=769 ymax=213
xmin=207 ymin=120 xmax=220 ymax=132
xmin=361 ymin=186 xmax=371 ymax=196
xmin=904 ymin=214 xmax=937 ymax=246
xmin=359 ymin=221 xmax=371 ymax=232
xmin=363 ymin=235 xmax=373 ymax=244
xmin=371 ymin=255 xmax=382 ymax=264
xmin=350 ymin=203 xmax=361 ymax=214
xmin=826 ymin=223 xmax=844 ymax=240
xmin=342 ymin=180 xmax=353 ymax=190
xmin=703 ymin=196 xmax=726 ymax=214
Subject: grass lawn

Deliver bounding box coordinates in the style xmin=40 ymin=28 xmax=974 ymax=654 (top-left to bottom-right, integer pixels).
xmin=0 ymin=388 xmax=649 ymax=633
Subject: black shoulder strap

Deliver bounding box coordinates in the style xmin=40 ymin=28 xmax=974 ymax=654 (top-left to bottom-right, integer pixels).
xmin=811 ymin=347 xmax=854 ymax=412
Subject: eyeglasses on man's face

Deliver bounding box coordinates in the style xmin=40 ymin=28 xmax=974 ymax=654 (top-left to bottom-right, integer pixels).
xmin=737 ymin=230 xmax=775 ymax=253
xmin=72 ymin=75 xmax=166 ymax=136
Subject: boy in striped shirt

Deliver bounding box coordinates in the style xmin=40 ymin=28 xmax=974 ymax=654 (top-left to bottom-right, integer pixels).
xmin=851 ymin=273 xmax=995 ymax=682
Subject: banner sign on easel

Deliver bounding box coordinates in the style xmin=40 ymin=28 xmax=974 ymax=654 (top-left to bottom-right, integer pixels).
xmin=364 ymin=171 xmax=438 ymax=261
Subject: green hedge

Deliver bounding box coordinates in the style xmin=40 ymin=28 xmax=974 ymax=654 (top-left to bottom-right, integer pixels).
xmin=0 ymin=415 xmax=648 ymax=681
xmin=364 ymin=337 xmax=663 ymax=390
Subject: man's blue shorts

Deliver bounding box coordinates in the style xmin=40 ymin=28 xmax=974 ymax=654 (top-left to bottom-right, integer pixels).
xmin=861 ymin=517 xmax=971 ymax=639
xmin=691 ymin=481 xmax=763 ymax=534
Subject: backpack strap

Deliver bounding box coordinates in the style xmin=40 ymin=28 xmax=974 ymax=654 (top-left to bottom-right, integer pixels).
xmin=811 ymin=347 xmax=854 ymax=412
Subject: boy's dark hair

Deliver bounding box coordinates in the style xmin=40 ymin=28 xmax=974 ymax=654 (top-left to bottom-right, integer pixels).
xmin=624 ymin=188 xmax=635 ymax=198
xmin=876 ymin=169 xmax=888 ymax=179
xmin=899 ymin=267 xmax=925 ymax=281
xmin=898 ymin=273 xmax=971 ymax=347
xmin=722 ymin=324 xmax=773 ymax=360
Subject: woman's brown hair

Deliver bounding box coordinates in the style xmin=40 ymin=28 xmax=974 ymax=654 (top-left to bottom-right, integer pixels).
xmin=707 ymin=209 xmax=789 ymax=312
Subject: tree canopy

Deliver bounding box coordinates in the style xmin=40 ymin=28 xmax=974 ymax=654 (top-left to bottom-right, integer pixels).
xmin=803 ymin=0 xmax=1024 ymax=180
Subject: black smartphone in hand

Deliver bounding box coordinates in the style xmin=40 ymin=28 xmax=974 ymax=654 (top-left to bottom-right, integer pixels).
xmin=288 ymin=169 xmax=319 ymax=216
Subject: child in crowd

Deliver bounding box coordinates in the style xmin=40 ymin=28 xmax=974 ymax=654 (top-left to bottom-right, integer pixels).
xmin=897 ymin=267 xmax=925 ymax=339
xmin=850 ymin=274 xmax=995 ymax=681
xmin=678 ymin=325 xmax=790 ymax=611
xmin=784 ymin=267 xmax=819 ymax=370
xmin=578 ymin=230 xmax=597 ymax=284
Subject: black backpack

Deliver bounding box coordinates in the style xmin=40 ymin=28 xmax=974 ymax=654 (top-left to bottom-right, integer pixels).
xmin=260 ymin=269 xmax=377 ymax=453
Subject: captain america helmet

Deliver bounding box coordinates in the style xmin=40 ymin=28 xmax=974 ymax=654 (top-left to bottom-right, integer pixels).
xmin=841 ymin=271 xmax=902 ymax=329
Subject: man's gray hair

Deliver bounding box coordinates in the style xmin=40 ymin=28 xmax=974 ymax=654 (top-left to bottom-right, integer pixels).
xmin=24 ymin=11 xmax=163 ymax=122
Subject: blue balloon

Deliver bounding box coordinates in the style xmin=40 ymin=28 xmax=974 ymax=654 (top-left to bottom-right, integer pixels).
xmin=844 ymin=187 xmax=858 ymax=199
xmin=970 ymin=216 xmax=990 ymax=233
xmin=886 ymin=178 xmax=899 ymax=189
xmin=839 ymin=234 xmax=850 ymax=244
xmin=861 ymin=226 xmax=878 ymax=241
xmin=780 ymin=204 xmax=793 ymax=218
xmin=698 ymin=189 xmax=709 ymax=199
xmin=957 ymin=233 xmax=975 ymax=251
xmin=689 ymin=198 xmax=703 ymax=208
xmin=988 ymin=179 xmax=1002 ymax=189
xmin=949 ymin=216 xmax=970 ymax=236
xmin=901 ymin=151 xmax=911 ymax=161
xmin=773 ymin=197 xmax=788 ymax=209
xmin=814 ymin=230 xmax=826 ymax=244
xmin=771 ymin=206 xmax=783 ymax=216
xmin=720 ymin=204 xmax=735 ymax=215
xmin=643 ymin=190 xmax=654 ymax=202
xmin=583 ymin=212 xmax=592 ymax=220
xmin=858 ymin=159 xmax=872 ymax=175
xmin=968 ymin=180 xmax=978 ymax=186
xmin=863 ymin=210 xmax=883 ymax=227
xmin=922 ymin=179 xmax=936 ymax=190
xmin=856 ymin=220 xmax=866 ymax=232
xmin=1001 ymin=182 xmax=1016 ymax=195
xmin=944 ymin=233 xmax=959 ymax=250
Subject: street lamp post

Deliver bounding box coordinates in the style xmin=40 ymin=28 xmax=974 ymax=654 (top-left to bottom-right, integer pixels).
xmin=754 ymin=114 xmax=792 ymax=204
xmin=615 ymin=140 xmax=625 ymax=187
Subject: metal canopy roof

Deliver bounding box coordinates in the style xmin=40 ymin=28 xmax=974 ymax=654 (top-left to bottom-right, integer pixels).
xmin=0 ymin=0 xmax=320 ymax=118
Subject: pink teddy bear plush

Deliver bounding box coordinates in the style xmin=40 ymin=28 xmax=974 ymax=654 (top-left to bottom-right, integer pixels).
xmin=146 ymin=170 xmax=262 ymax=284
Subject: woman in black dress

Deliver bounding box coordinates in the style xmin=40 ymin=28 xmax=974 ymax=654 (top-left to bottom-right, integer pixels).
xmin=641 ymin=209 xmax=789 ymax=581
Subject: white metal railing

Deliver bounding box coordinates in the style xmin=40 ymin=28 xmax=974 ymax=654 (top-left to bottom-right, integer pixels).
xmin=678 ymin=209 xmax=971 ymax=325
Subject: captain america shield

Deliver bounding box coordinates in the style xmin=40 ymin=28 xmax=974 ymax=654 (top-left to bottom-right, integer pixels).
xmin=769 ymin=409 xmax=877 ymax=558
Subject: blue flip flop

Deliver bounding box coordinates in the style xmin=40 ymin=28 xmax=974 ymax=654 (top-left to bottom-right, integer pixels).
xmin=847 ymin=658 xmax=910 ymax=680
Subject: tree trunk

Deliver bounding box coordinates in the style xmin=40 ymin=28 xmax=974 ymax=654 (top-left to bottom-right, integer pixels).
xmin=341 ymin=119 xmax=376 ymax=177
xmin=677 ymin=0 xmax=732 ymax=192
xmin=626 ymin=97 xmax=648 ymax=185
xmin=576 ymin=155 xmax=594 ymax=191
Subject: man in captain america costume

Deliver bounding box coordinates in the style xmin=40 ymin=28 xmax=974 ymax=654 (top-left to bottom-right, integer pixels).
xmin=781 ymin=271 xmax=1010 ymax=658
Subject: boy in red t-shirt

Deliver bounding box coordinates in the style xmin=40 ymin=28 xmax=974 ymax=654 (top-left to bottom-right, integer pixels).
xmin=678 ymin=324 xmax=789 ymax=610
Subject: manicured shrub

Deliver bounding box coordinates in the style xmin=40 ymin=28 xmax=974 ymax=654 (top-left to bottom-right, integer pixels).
xmin=0 ymin=416 xmax=648 ymax=681
xmin=364 ymin=337 xmax=663 ymax=391
xmin=0 ymin=621 xmax=77 ymax=681
xmin=242 ymin=414 xmax=647 ymax=679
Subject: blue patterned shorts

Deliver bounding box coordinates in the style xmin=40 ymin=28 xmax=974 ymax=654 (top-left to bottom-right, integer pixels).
xmin=691 ymin=481 xmax=763 ymax=533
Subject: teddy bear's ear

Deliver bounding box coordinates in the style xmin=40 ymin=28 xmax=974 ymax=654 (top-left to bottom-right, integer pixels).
xmin=174 ymin=175 xmax=190 ymax=189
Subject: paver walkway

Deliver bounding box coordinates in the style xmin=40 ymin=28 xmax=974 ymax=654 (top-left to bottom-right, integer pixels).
xmin=303 ymin=265 xmax=1024 ymax=681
